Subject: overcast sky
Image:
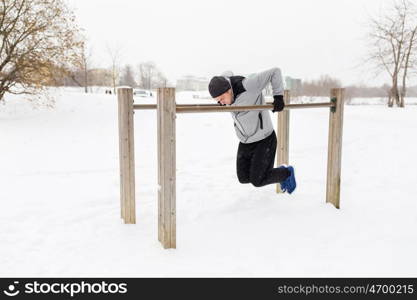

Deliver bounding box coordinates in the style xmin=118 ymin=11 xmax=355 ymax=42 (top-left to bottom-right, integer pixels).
xmin=68 ymin=0 xmax=392 ymax=86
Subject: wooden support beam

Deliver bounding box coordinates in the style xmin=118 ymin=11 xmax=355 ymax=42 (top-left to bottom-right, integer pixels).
xmin=133 ymin=102 xmax=335 ymax=112
xmin=117 ymin=87 xmax=136 ymax=224
xmin=157 ymin=88 xmax=177 ymax=249
xmin=276 ymin=90 xmax=290 ymax=193
xmin=176 ymin=102 xmax=334 ymax=113
xmin=326 ymin=88 xmax=345 ymax=209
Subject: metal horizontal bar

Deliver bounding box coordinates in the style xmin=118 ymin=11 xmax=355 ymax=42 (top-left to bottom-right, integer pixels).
xmin=133 ymin=102 xmax=335 ymax=113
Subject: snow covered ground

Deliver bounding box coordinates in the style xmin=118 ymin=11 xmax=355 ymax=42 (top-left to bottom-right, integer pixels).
xmin=1 ymin=90 xmax=416 ymax=277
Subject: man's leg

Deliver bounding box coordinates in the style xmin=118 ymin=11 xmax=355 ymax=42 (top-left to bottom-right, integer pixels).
xmin=236 ymin=142 xmax=252 ymax=184
xmin=249 ymin=132 xmax=290 ymax=187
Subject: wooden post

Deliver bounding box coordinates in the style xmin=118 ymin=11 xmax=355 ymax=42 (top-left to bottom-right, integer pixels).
xmin=118 ymin=92 xmax=124 ymax=220
xmin=326 ymin=88 xmax=345 ymax=208
xmin=276 ymin=90 xmax=290 ymax=193
xmin=117 ymin=87 xmax=136 ymax=224
xmin=157 ymin=88 xmax=176 ymax=249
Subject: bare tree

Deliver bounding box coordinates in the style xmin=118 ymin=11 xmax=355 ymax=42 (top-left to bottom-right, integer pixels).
xmin=0 ymin=0 xmax=83 ymax=102
xmin=80 ymin=41 xmax=94 ymax=93
xmin=65 ymin=39 xmax=93 ymax=93
xmin=137 ymin=61 xmax=155 ymax=90
xmin=119 ymin=64 xmax=137 ymax=87
xmin=301 ymin=75 xmax=342 ymax=97
xmin=400 ymin=24 xmax=417 ymax=106
xmin=91 ymin=68 xmax=112 ymax=87
xmin=106 ymin=43 xmax=123 ymax=94
xmin=59 ymin=67 xmax=112 ymax=87
xmin=136 ymin=61 xmax=167 ymax=89
xmin=367 ymin=0 xmax=417 ymax=107
xmin=154 ymin=71 xmax=168 ymax=88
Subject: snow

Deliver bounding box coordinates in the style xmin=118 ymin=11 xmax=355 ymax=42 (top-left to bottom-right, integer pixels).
xmin=1 ymin=90 xmax=417 ymax=277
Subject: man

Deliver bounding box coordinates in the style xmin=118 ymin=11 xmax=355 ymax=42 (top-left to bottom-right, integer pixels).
xmin=208 ymin=68 xmax=296 ymax=193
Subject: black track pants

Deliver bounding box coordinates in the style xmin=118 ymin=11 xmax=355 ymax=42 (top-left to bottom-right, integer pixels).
xmin=236 ymin=131 xmax=289 ymax=187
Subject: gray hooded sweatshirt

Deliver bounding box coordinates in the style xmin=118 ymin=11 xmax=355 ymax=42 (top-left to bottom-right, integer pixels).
xmin=222 ymin=68 xmax=284 ymax=144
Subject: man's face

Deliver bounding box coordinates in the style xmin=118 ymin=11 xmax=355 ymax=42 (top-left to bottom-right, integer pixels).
xmin=215 ymin=89 xmax=233 ymax=105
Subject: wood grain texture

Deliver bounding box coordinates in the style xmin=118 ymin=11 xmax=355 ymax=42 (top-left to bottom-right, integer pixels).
xmin=326 ymin=88 xmax=345 ymax=209
xmin=117 ymin=88 xmax=136 ymax=224
xmin=276 ymin=90 xmax=290 ymax=193
xmin=157 ymin=88 xmax=176 ymax=249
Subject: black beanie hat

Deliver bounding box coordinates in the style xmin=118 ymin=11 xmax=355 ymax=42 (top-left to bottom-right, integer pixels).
xmin=208 ymin=76 xmax=231 ymax=98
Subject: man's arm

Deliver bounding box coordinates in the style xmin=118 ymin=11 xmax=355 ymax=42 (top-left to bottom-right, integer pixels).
xmin=243 ymin=67 xmax=284 ymax=96
xmin=244 ymin=68 xmax=285 ymax=112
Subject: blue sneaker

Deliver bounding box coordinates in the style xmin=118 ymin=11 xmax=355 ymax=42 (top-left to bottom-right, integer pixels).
xmin=278 ymin=165 xmax=288 ymax=192
xmin=279 ymin=165 xmax=297 ymax=194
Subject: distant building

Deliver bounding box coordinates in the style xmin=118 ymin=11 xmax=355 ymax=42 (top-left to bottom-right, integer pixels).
xmin=285 ymin=76 xmax=302 ymax=94
xmin=176 ymin=76 xmax=209 ymax=91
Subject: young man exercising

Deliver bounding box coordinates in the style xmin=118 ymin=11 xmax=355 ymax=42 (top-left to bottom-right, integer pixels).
xmin=208 ymin=68 xmax=296 ymax=193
